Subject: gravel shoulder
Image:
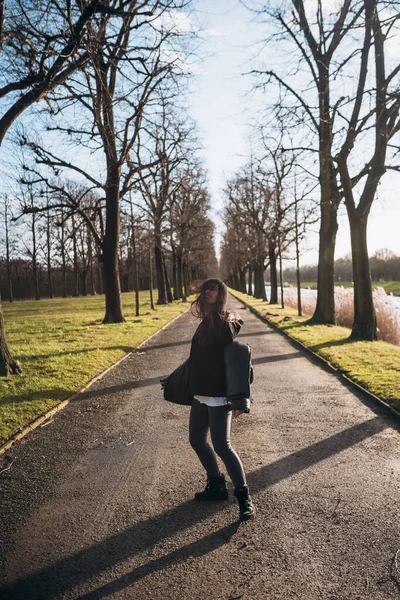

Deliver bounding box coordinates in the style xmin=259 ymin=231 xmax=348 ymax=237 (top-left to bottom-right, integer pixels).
xmin=1 ymin=295 xmax=400 ymax=600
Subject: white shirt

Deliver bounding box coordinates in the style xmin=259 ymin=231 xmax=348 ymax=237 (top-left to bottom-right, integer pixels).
xmin=194 ymin=395 xmax=228 ymax=407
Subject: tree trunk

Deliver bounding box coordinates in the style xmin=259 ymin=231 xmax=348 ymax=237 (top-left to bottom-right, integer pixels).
xmin=311 ymin=65 xmax=339 ymax=325
xmin=294 ymin=195 xmax=302 ymax=316
xmin=172 ymin=248 xmax=179 ymax=300
xmin=269 ymin=242 xmax=278 ymax=304
xmin=60 ymin=209 xmax=67 ymax=298
xmin=348 ymin=211 xmax=377 ymax=340
xmin=132 ymin=226 xmax=140 ymax=317
xmin=71 ymin=215 xmax=79 ymax=297
xmin=5 ymin=203 xmax=13 ymax=302
xmin=176 ymin=253 xmax=183 ymax=299
xmin=149 ymin=247 xmax=155 ymax=310
xmin=183 ymin=263 xmax=189 ymax=298
xmin=254 ymin=260 xmax=267 ymax=301
xmin=253 ymin=263 xmax=261 ymax=298
xmin=87 ymin=229 xmax=95 ymax=295
xmin=154 ymin=224 xmax=167 ymax=304
xmin=239 ymin=268 xmax=246 ymax=293
xmin=233 ymin=269 xmax=240 ymax=291
xmin=0 ymin=297 xmax=22 ymax=376
xmin=310 ymin=200 xmax=338 ymax=324
xmin=247 ymin=264 xmax=252 ymax=295
xmin=30 ymin=211 xmax=40 ymax=300
xmin=278 ymin=243 xmax=284 ymax=309
xmin=46 ymin=199 xmax=54 ymax=299
xmin=102 ymin=164 xmax=125 ymax=323
xmin=163 ymin=255 xmax=173 ymax=303
xmin=80 ymin=271 xmax=88 ymax=296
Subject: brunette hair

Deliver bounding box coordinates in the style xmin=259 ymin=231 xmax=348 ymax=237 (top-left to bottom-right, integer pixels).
xmin=191 ymin=278 xmax=229 ymax=345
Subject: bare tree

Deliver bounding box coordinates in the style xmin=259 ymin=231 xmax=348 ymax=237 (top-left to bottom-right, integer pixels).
xmin=0 ymin=0 xmax=132 ymax=146
xmin=335 ymin=0 xmax=400 ymax=339
xmin=169 ymin=165 xmax=213 ymax=298
xmin=20 ymin=1 xmax=194 ymax=320
xmin=0 ymin=0 xmax=148 ymax=375
xmin=2 ymin=196 xmax=14 ymax=302
xmin=134 ymin=103 xmax=196 ymax=304
xmin=247 ymin=0 xmax=363 ymax=323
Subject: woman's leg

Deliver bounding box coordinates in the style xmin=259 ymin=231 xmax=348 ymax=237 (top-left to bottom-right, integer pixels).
xmin=209 ymin=406 xmax=247 ymax=489
xmin=189 ymin=398 xmax=220 ymax=477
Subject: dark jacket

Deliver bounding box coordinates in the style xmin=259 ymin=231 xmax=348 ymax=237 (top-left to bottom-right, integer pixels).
xmin=163 ymin=340 xmax=254 ymax=412
xmin=225 ymin=341 xmax=253 ymax=413
xmin=189 ymin=319 xmax=242 ymax=397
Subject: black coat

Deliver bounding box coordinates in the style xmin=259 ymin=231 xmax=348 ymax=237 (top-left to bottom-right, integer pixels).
xmin=163 ymin=341 xmax=253 ymax=412
xmin=189 ymin=319 xmax=242 ymax=397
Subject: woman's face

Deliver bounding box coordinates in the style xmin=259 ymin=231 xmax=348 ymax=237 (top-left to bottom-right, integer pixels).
xmin=204 ymin=284 xmax=219 ymax=305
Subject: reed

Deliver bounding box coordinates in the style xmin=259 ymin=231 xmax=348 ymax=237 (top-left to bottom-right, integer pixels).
xmin=282 ymin=286 xmax=400 ymax=346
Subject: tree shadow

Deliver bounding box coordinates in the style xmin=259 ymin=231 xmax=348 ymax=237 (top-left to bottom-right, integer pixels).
xmin=19 ymin=346 xmax=136 ymax=361
xmin=1 ymin=415 xmax=390 ymax=600
xmin=238 ymin=330 xmax=275 ymax=337
xmin=137 ymin=339 xmax=191 ymax=352
xmin=252 ymin=352 xmax=301 ymax=365
xmin=309 ymin=338 xmax=355 ymax=352
xmin=1 ymin=375 xmax=164 ymax=405
xmin=79 ymin=522 xmax=241 ymax=600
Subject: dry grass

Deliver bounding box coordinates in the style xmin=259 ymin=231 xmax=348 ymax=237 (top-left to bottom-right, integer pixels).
xmin=282 ymin=286 xmax=400 ymax=346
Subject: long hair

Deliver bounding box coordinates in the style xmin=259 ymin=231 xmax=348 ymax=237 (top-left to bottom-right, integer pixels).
xmin=191 ymin=278 xmax=229 ymax=345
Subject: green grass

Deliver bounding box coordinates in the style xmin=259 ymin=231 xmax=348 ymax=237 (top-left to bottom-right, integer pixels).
xmin=229 ymin=289 xmax=400 ymax=414
xmin=298 ymin=281 xmax=400 ymax=294
xmin=0 ymin=292 xmax=191 ymax=445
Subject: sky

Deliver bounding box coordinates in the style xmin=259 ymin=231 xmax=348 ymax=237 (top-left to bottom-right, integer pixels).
xmin=188 ymin=0 xmax=400 ymax=266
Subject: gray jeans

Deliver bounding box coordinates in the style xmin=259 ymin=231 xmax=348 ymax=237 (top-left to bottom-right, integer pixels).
xmin=189 ymin=398 xmax=247 ymax=488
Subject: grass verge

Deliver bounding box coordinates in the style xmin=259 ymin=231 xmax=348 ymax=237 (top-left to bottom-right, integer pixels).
xmin=0 ymin=291 xmax=191 ymax=445
xmin=229 ymin=289 xmax=400 ymax=414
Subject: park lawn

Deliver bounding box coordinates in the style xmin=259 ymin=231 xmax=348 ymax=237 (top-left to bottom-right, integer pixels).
xmin=299 ymin=280 xmax=400 ymax=295
xmin=0 ymin=292 xmax=191 ymax=446
xmin=229 ymin=289 xmax=400 ymax=414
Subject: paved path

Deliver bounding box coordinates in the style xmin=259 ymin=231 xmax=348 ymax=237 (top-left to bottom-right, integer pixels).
xmin=1 ymin=295 xmax=400 ymax=599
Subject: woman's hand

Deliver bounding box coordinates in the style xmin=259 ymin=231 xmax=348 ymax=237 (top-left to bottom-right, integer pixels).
xmin=232 ymin=409 xmax=245 ymax=418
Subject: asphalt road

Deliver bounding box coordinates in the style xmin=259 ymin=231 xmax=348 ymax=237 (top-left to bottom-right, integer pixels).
xmin=1 ymin=295 xmax=400 ymax=600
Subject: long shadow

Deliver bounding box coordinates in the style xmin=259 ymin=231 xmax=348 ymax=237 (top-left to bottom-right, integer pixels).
xmin=309 ymin=338 xmax=355 ymax=352
xmin=22 ymin=339 xmax=192 ymax=362
xmin=23 ymin=346 xmax=136 ymax=361
xmin=2 ymin=376 xmax=164 ymax=405
xmin=137 ymin=339 xmax=191 ymax=352
xmin=238 ymin=329 xmax=275 ymax=338
xmin=1 ymin=415 xmax=389 ymax=599
xmin=79 ymin=522 xmax=240 ymax=600
xmin=252 ymin=352 xmax=301 ymax=365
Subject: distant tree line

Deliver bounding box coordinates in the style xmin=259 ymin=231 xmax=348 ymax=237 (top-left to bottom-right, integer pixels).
xmin=283 ymin=250 xmax=400 ymax=285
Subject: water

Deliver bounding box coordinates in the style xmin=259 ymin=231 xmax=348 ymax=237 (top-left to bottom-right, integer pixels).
xmin=249 ymin=285 xmax=400 ymax=314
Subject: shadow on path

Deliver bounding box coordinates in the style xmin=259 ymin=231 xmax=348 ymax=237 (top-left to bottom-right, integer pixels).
xmin=252 ymin=352 xmax=301 ymax=365
xmin=2 ymin=376 xmax=164 ymax=406
xmin=1 ymin=416 xmax=389 ymax=599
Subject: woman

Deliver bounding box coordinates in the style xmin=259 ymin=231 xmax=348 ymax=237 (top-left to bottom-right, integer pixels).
xmin=188 ymin=278 xmax=255 ymax=522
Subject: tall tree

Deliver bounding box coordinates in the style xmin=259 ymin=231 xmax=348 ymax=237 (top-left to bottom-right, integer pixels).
xmin=0 ymin=0 xmax=137 ymax=375
xmin=20 ymin=1 xmax=193 ymax=320
xmin=248 ymin=0 xmax=360 ymax=323
xmin=134 ymin=103 xmax=195 ymax=304
xmin=335 ymin=0 xmax=400 ymax=339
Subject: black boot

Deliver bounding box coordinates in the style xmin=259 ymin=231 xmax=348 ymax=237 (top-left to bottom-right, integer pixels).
xmin=234 ymin=485 xmax=255 ymax=521
xmin=194 ymin=473 xmax=228 ymax=501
